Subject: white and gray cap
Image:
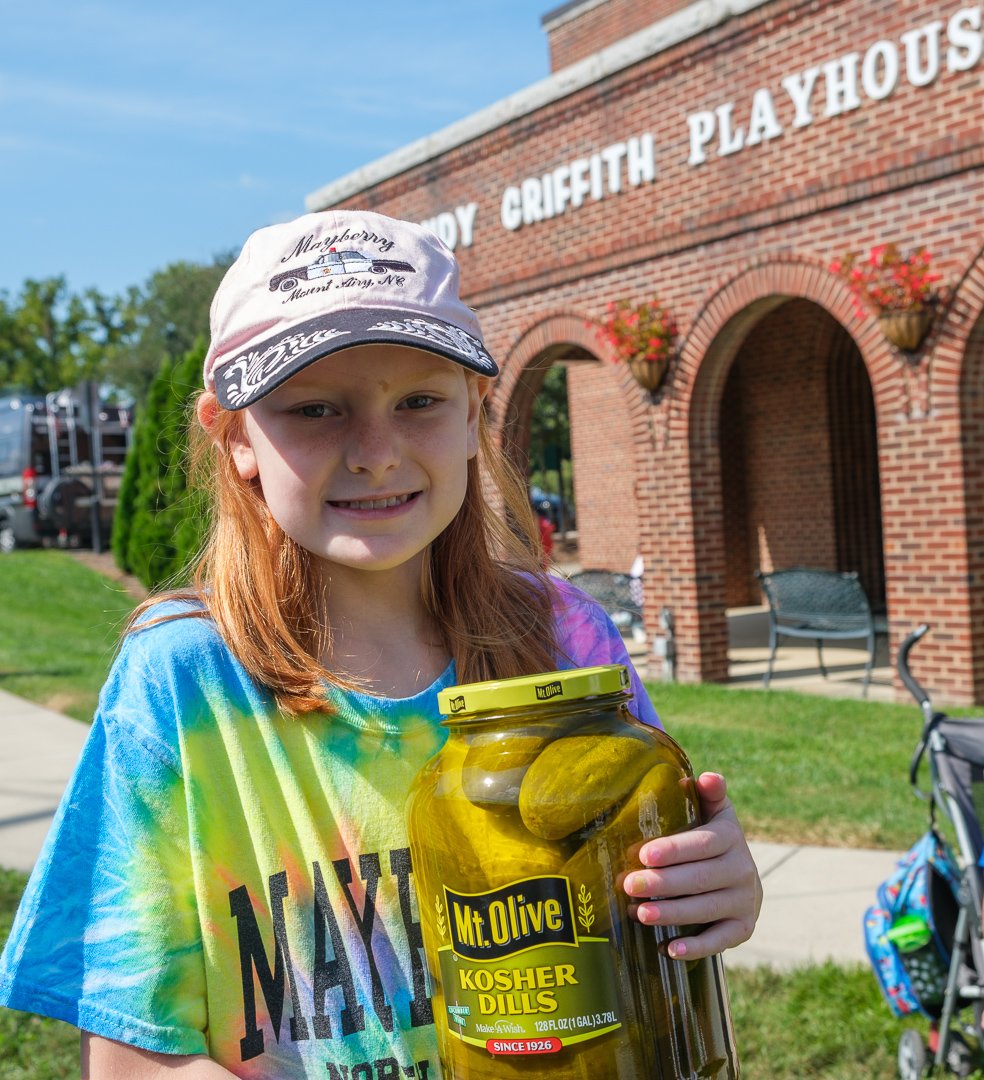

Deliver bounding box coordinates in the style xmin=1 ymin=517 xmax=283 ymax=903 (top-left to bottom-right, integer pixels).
xmin=204 ymin=209 xmax=498 ymax=410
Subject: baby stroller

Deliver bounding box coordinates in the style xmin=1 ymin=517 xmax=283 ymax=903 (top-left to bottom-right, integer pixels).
xmin=871 ymin=625 xmax=984 ymax=1078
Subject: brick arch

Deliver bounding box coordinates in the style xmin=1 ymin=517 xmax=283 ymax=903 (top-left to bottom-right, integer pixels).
xmin=655 ymin=258 xmax=889 ymax=684
xmin=955 ymin=248 xmax=984 ymax=700
xmin=683 ymin=257 xmax=895 ymax=445
xmin=943 ymin=242 xmax=984 ymax=395
xmin=491 ymin=311 xmax=658 ymax=574
xmin=493 ymin=311 xmax=655 ymax=478
xmin=501 ymin=312 xmax=605 ymax=374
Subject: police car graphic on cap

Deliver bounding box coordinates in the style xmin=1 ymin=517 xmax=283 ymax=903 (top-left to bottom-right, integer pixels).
xmin=269 ymin=248 xmax=416 ymax=292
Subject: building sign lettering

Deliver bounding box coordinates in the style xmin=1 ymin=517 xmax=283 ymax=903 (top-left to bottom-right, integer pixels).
xmin=499 ymin=134 xmax=656 ymax=232
xmin=421 ymin=4 xmax=981 ymax=250
xmin=687 ymin=5 xmax=981 ymax=164
xmin=420 ymin=203 xmax=478 ymax=252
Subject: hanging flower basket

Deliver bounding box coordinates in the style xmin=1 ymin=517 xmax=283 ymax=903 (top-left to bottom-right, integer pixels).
xmin=594 ymin=297 xmax=678 ymax=398
xmin=627 ymin=354 xmax=671 ymax=393
xmin=877 ymin=308 xmax=934 ymax=353
xmin=829 ymin=244 xmax=941 ymax=355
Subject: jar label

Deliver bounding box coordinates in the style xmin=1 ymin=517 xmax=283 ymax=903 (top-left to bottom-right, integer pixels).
xmin=434 ymin=876 xmax=622 ymax=1052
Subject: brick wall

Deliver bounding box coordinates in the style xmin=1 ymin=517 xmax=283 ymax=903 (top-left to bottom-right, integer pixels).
xmin=544 ymin=0 xmax=695 ymax=71
xmin=741 ymin=302 xmax=836 ymax=578
xmin=341 ymin=0 xmax=981 ymax=304
xmin=567 ymin=360 xmax=641 ymax=569
xmin=319 ymin=0 xmax=984 ymax=701
xmin=720 ymin=300 xmax=848 ymax=607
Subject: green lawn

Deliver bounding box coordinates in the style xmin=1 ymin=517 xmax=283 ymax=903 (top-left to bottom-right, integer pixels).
xmin=646 ymin=681 xmax=931 ymax=850
xmin=0 ymin=549 xmax=934 ymax=849
xmin=0 ymin=551 xmax=137 ymax=722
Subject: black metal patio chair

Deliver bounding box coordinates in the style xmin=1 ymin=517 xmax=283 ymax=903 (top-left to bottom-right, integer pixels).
xmin=755 ymin=567 xmax=879 ymax=696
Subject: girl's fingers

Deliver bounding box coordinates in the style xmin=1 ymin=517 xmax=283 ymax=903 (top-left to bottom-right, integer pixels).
xmin=636 ymin=809 xmax=743 ymax=871
xmin=661 ymin=920 xmax=753 ymax=961
xmin=624 ymin=904 xmax=755 ymax=959
xmin=632 ymin=889 xmax=748 ymax=929
xmin=624 ymin=852 xmax=738 ymax=900
xmin=695 ymin=771 xmax=729 ymax=819
xmin=620 ymin=770 xmax=763 ymax=958
xmin=626 ymin=895 xmax=758 ymax=957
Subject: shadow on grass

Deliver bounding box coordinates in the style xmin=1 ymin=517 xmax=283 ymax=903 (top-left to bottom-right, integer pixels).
xmin=0 ymin=670 xmax=81 ymax=680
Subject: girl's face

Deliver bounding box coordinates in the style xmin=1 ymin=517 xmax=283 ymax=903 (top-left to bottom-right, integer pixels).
xmin=227 ymin=345 xmax=487 ymax=582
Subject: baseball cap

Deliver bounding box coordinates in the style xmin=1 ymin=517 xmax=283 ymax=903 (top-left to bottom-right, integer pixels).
xmin=204 ymin=209 xmax=499 ymax=410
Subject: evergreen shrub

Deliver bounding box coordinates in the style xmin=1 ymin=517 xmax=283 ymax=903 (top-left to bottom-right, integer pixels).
xmin=112 ymin=340 xmax=208 ymax=590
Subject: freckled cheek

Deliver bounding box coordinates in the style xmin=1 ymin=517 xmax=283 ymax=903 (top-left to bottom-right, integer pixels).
xmin=257 ymin=437 xmax=337 ymax=484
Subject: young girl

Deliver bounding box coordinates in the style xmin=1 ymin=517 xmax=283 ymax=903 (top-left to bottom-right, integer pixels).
xmin=0 ymin=210 xmax=761 ymax=1079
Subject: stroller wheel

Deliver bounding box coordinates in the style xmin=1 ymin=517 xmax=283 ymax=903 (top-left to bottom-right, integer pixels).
xmin=898 ymin=1029 xmax=928 ymax=1079
xmin=944 ymin=1028 xmax=980 ymax=1078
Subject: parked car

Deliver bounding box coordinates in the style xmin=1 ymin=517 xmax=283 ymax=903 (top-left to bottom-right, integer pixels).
xmin=529 ymin=485 xmax=576 ymax=531
xmin=268 ymin=248 xmax=416 ymax=292
xmin=0 ymin=390 xmax=131 ymax=553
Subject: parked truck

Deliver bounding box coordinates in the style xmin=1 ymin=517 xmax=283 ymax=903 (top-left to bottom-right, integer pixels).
xmin=0 ymin=386 xmax=132 ymax=553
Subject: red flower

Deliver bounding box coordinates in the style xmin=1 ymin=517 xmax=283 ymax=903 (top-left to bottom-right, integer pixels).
xmin=830 ymin=244 xmax=941 ymax=314
xmin=595 ymin=297 xmax=678 ymax=365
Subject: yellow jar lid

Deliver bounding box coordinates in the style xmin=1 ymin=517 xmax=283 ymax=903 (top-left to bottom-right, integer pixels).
xmin=438 ymin=664 xmax=630 ymax=717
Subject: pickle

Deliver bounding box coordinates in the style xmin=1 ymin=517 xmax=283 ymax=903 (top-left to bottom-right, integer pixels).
xmin=411 ymin=741 xmax=568 ymax=897
xmin=460 ymin=711 xmax=597 ymax=811
xmin=624 ymin=761 xmax=700 ymax=848
xmin=480 ymin=812 xmax=569 ymax=883
xmin=519 ymin=732 xmax=669 ymax=840
xmin=461 ymin=731 xmax=552 ymax=810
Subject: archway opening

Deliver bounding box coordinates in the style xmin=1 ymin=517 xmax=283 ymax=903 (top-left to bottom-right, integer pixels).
xmin=500 ymin=340 xmax=642 ymax=573
xmin=528 ymin=365 xmax=575 ymax=538
xmin=719 ymin=299 xmax=885 ymax=612
xmin=499 ymin=344 xmax=590 ymax=565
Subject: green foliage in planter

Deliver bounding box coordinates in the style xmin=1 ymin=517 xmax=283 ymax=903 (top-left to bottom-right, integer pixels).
xmin=112 ymin=340 xmax=208 ymax=590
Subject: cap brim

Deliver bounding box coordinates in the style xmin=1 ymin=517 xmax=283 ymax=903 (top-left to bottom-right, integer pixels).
xmin=213 ymin=309 xmax=498 ymax=410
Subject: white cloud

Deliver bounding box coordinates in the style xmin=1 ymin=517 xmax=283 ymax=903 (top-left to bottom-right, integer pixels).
xmin=0 ymin=130 xmax=90 ymax=158
xmin=0 ymin=68 xmax=446 ymax=152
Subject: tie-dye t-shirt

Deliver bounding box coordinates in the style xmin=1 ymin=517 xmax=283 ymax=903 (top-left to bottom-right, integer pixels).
xmin=0 ymin=580 xmax=658 ymax=1078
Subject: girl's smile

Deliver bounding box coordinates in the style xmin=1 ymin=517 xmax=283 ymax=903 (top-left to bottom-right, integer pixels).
xmin=227 ymin=344 xmax=487 ymax=588
xmin=331 ymin=493 xmax=415 ymax=508
xmin=328 ymin=491 xmax=419 ymax=513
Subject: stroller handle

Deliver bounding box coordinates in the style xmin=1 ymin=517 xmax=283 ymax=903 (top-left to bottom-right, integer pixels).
xmin=898 ymin=625 xmax=940 ymax=792
xmin=897 ymin=624 xmax=932 ymax=710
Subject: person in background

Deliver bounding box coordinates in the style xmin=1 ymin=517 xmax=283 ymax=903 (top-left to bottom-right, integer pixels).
xmin=531 ymin=495 xmax=555 ymax=568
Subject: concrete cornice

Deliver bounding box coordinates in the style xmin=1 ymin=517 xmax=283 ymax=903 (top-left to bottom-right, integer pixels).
xmin=540 ymin=0 xmax=610 ymax=32
xmin=305 ymin=0 xmax=771 ymax=211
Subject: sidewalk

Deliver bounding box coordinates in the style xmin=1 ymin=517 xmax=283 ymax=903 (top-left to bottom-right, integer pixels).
xmin=0 ymin=688 xmax=89 ymax=875
xmin=0 ymin=686 xmax=902 ymax=971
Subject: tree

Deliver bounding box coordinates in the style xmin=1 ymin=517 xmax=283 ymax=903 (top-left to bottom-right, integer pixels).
xmin=529 ymin=364 xmax=571 ymax=480
xmin=0 ymin=277 xmax=130 ymax=394
xmin=113 ymin=339 xmax=208 ymax=589
xmin=0 ymin=253 xmax=233 ymax=403
xmin=107 ymin=255 xmax=234 ymax=401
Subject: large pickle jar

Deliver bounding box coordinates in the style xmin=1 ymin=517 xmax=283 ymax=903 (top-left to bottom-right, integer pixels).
xmin=406 ymin=664 xmax=739 ymax=1080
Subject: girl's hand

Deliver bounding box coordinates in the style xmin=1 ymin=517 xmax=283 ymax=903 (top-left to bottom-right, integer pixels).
xmin=621 ymin=772 xmax=762 ymax=960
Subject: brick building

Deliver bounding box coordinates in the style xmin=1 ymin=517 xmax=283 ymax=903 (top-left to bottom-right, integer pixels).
xmin=306 ymin=0 xmax=984 ymax=704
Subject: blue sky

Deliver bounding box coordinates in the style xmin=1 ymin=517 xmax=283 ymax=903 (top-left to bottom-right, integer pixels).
xmin=0 ymin=1 xmax=549 ymax=299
